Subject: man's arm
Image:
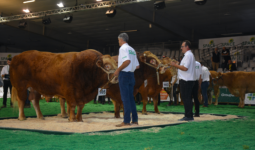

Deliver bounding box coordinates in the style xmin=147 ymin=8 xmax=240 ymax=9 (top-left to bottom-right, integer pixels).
xmin=114 ymin=60 xmax=131 ymax=76
xmin=1 ymin=67 xmax=6 ymax=78
xmin=171 ymin=62 xmax=188 ymax=71
xmin=136 ymin=66 xmax=140 ymax=69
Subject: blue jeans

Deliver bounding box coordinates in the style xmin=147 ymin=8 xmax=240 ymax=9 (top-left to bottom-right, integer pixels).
xmin=118 ymin=71 xmax=138 ymax=123
xmin=201 ymin=81 xmax=209 ymax=106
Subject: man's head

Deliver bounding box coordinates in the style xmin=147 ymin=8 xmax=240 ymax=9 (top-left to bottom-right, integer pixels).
xmin=181 ymin=40 xmax=191 ymax=54
xmin=118 ymin=33 xmax=129 ymax=47
xmin=7 ymin=58 xmax=12 ymax=65
xmin=215 ymin=47 xmax=218 ymax=52
xmin=228 ymin=60 xmax=232 ymax=64
xmin=223 ymin=47 xmax=226 ymax=50
xmin=200 ymin=61 xmax=204 ymax=66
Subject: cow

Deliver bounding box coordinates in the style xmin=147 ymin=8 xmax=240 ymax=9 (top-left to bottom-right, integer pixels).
xmin=138 ymin=57 xmax=177 ymax=114
xmin=212 ymin=71 xmax=255 ymax=108
xmin=10 ymin=50 xmax=118 ymax=121
xmin=59 ymin=51 xmax=170 ymax=118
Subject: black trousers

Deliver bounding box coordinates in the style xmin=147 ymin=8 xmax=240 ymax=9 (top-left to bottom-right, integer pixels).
xmin=3 ymin=80 xmax=12 ymax=106
xmin=192 ymin=80 xmax=200 ymax=115
xmin=170 ymin=84 xmax=178 ymax=104
xmin=158 ymin=93 xmax=160 ymax=106
xmin=179 ymin=80 xmax=195 ymax=118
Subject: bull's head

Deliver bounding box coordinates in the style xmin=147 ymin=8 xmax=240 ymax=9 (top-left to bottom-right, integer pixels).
xmin=161 ymin=57 xmax=178 ymax=76
xmin=97 ymin=55 xmax=118 ymax=84
xmin=141 ymin=51 xmax=168 ymax=74
xmin=212 ymin=72 xmax=224 ymax=86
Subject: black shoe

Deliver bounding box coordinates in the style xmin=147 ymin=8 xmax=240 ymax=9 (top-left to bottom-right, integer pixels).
xmin=178 ymin=117 xmax=194 ymax=121
xmin=194 ymin=114 xmax=200 ymax=117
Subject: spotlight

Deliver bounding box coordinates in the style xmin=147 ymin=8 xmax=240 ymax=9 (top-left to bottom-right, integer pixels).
xmin=23 ymin=0 xmax=35 ymax=4
xmin=57 ymin=2 xmax=64 ymax=8
xmin=154 ymin=1 xmax=165 ymax=10
xmin=106 ymin=9 xmax=116 ymax=18
xmin=194 ymin=0 xmax=207 ymax=5
xmin=23 ymin=9 xmax=30 ymax=13
xmin=63 ymin=16 xmax=73 ymax=23
xmin=42 ymin=18 xmax=51 ymax=25
xmin=18 ymin=21 xmax=27 ymax=28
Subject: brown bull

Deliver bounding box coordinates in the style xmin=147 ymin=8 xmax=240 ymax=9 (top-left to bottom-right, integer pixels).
xmin=138 ymin=57 xmax=177 ymax=114
xmin=213 ymin=71 xmax=255 ymax=108
xmin=10 ymin=50 xmax=118 ymax=121
xmin=58 ymin=51 xmax=168 ymax=118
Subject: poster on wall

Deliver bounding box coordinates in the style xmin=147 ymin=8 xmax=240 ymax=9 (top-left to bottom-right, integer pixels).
xmin=245 ymin=93 xmax=255 ymax=105
xmin=199 ymin=35 xmax=255 ymax=49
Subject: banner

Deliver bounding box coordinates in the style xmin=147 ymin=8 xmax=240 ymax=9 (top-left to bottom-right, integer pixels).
xmin=160 ymin=89 xmax=169 ymax=101
xmin=212 ymin=87 xmax=239 ymax=103
xmin=199 ymin=35 xmax=255 ymax=49
xmin=245 ymin=93 xmax=255 ymax=105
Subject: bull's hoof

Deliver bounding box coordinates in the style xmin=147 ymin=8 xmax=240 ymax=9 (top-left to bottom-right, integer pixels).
xmin=77 ymin=119 xmax=83 ymax=122
xmin=61 ymin=114 xmax=68 ymax=118
xmin=142 ymin=112 xmax=148 ymax=115
xmin=38 ymin=117 xmax=45 ymax=120
xmin=69 ymin=119 xmax=77 ymax=122
xmin=18 ymin=117 xmax=27 ymax=121
xmin=214 ymin=103 xmax=218 ymax=106
xmin=156 ymin=112 xmax=160 ymax=114
xmin=115 ymin=115 xmax=121 ymax=118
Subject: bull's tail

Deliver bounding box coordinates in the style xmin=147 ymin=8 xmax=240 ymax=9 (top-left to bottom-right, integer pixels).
xmin=11 ymin=86 xmax=20 ymax=108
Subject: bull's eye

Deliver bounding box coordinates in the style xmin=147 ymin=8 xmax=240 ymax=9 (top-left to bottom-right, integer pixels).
xmin=104 ymin=64 xmax=111 ymax=70
xmin=150 ymin=59 xmax=156 ymax=65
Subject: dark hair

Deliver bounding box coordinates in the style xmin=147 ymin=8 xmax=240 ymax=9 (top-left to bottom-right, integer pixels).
xmin=182 ymin=40 xmax=191 ymax=48
xmin=7 ymin=58 xmax=12 ymax=61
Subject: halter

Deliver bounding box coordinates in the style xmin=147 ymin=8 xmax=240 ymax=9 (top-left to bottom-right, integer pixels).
xmin=96 ymin=60 xmax=118 ymax=84
xmin=143 ymin=53 xmax=168 ymax=85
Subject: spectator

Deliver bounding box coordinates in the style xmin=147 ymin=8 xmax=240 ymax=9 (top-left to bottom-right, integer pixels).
xmin=221 ymin=47 xmax=231 ymax=70
xmin=211 ymin=47 xmax=220 ymax=71
xmin=201 ymin=62 xmax=211 ymax=107
xmin=226 ymin=60 xmax=237 ymax=72
xmin=1 ymin=58 xmax=13 ymax=108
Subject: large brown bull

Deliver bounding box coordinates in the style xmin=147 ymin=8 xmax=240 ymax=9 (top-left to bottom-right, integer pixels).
xmin=10 ymin=50 xmax=118 ymax=121
xmin=59 ymin=51 xmax=169 ymax=118
xmin=213 ymin=71 xmax=255 ymax=108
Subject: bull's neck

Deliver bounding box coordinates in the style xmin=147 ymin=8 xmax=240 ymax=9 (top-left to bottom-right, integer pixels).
xmin=220 ymin=73 xmax=231 ymax=87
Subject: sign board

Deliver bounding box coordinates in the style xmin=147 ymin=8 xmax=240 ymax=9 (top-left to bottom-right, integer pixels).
xmin=98 ymin=88 xmax=106 ymax=96
xmin=199 ymin=35 xmax=255 ymax=49
xmin=245 ymin=93 xmax=255 ymax=105
xmin=163 ymin=81 xmax=169 ymax=88
xmin=160 ymin=89 xmax=169 ymax=101
xmin=212 ymin=87 xmax=239 ymax=103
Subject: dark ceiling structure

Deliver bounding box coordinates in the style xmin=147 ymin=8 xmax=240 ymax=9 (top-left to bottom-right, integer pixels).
xmin=0 ymin=0 xmax=255 ymax=53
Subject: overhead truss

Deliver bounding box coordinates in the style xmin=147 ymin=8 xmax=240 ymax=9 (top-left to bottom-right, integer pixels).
xmin=0 ymin=0 xmax=151 ymax=23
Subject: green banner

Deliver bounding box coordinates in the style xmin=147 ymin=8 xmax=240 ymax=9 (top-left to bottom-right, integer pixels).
xmin=212 ymin=87 xmax=239 ymax=103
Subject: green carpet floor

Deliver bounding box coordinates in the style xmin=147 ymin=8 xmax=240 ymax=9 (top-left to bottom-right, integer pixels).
xmin=0 ymin=98 xmax=254 ymax=150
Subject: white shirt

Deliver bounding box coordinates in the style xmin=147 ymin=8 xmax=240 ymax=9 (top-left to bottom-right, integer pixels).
xmin=1 ymin=65 xmax=10 ymax=80
xmin=202 ymin=66 xmax=211 ymax=82
xmin=178 ymin=50 xmax=196 ymax=81
xmin=118 ymin=43 xmax=139 ymax=72
xmin=195 ymin=61 xmax=202 ymax=81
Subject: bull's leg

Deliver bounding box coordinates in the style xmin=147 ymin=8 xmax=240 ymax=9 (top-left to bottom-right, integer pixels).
xmin=67 ymin=102 xmax=70 ymax=116
xmin=240 ymin=94 xmax=245 ymax=108
xmin=69 ymin=103 xmax=77 ymax=122
xmin=59 ymin=98 xmax=68 ymax=118
xmin=214 ymin=86 xmax=220 ymax=106
xmin=31 ymin=92 xmax=44 ymax=120
xmin=76 ymin=103 xmax=85 ymax=122
xmin=153 ymin=97 xmax=160 ymax=114
xmin=141 ymin=95 xmax=148 ymax=115
xmin=18 ymin=99 xmax=26 ymax=121
xmin=112 ymin=99 xmax=121 ymax=118
xmin=207 ymin=90 xmax=212 ymax=105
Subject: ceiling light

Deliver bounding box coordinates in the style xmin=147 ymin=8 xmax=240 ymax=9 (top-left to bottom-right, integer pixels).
xmin=63 ymin=16 xmax=73 ymax=23
xmin=23 ymin=9 xmax=30 ymax=13
xmin=120 ymin=30 xmax=137 ymax=33
xmin=221 ymin=32 xmax=242 ymax=36
xmin=96 ymin=0 xmax=102 ymax=1
xmin=106 ymin=9 xmax=116 ymax=18
xmin=57 ymin=2 xmax=64 ymax=8
xmin=23 ymin=0 xmax=35 ymax=3
xmin=154 ymin=1 xmax=165 ymax=10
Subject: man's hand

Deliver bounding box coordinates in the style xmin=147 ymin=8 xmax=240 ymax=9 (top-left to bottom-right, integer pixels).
xmin=1 ymin=74 xmax=5 ymax=78
xmin=113 ymin=69 xmax=120 ymax=77
xmin=170 ymin=61 xmax=176 ymax=66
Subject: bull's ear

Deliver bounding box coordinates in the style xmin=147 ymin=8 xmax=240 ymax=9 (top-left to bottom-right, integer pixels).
xmin=96 ymin=59 xmax=103 ymax=68
xmin=139 ymin=55 xmax=146 ymax=63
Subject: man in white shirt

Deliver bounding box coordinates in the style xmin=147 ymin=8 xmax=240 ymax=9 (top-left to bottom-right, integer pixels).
xmin=170 ymin=40 xmax=196 ymax=121
xmin=201 ymin=62 xmax=211 ymax=107
xmin=192 ymin=61 xmax=202 ymax=117
xmin=1 ymin=58 xmax=13 ymax=108
xmin=114 ymin=33 xmax=139 ymax=127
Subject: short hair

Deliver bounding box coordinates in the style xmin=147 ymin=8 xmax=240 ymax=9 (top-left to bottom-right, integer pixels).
xmin=7 ymin=58 xmax=12 ymax=61
xmin=118 ymin=33 xmax=129 ymax=43
xmin=182 ymin=40 xmax=191 ymax=48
